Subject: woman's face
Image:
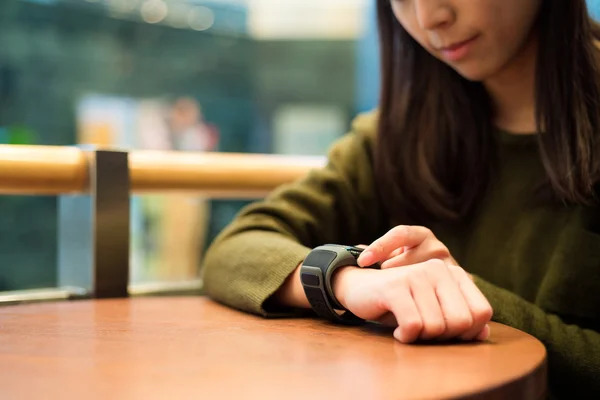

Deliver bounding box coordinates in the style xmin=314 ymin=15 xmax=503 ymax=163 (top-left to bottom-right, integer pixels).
xmin=391 ymin=0 xmax=543 ymax=81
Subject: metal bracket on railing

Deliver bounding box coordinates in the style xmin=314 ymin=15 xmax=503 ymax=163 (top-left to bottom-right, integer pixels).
xmin=57 ymin=149 xmax=130 ymax=298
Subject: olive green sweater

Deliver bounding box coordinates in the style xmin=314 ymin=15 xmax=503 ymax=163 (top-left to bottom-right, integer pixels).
xmin=202 ymin=111 xmax=600 ymax=398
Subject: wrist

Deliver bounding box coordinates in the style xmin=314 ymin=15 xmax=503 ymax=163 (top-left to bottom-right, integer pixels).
xmin=331 ymin=266 xmax=361 ymax=310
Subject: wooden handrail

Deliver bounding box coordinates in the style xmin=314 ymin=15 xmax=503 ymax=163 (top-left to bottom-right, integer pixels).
xmin=129 ymin=150 xmax=326 ymax=197
xmin=0 ymin=145 xmax=326 ymax=197
xmin=0 ymin=145 xmax=89 ymax=194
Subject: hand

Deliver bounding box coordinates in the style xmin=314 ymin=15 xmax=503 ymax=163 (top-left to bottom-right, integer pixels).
xmin=332 ymin=259 xmax=492 ymax=343
xmin=358 ymin=225 xmax=459 ymax=269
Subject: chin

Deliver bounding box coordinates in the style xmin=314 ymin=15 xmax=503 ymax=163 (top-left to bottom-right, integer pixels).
xmin=448 ymin=62 xmax=498 ymax=82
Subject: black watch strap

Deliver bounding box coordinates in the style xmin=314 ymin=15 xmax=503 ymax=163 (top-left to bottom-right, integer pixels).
xmin=300 ymin=244 xmax=379 ymax=325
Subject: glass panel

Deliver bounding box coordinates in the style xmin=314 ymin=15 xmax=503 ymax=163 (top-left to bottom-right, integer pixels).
xmin=130 ymin=194 xmax=214 ymax=284
xmin=0 ymin=196 xmax=57 ymax=291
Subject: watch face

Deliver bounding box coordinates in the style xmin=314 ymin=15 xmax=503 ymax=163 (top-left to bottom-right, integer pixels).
xmin=303 ymin=249 xmax=337 ymax=270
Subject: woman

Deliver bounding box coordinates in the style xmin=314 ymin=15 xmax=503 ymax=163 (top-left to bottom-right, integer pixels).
xmin=202 ymin=0 xmax=600 ymax=397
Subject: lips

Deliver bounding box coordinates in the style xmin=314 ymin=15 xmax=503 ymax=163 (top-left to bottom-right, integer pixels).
xmin=435 ymin=35 xmax=479 ymax=62
xmin=438 ymin=36 xmax=478 ymax=52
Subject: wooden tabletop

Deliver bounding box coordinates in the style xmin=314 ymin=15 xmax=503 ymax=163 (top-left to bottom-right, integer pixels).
xmin=0 ymin=297 xmax=547 ymax=400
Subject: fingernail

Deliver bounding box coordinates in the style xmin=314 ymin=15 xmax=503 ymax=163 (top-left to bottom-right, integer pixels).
xmin=479 ymin=325 xmax=491 ymax=341
xmin=358 ymin=250 xmax=374 ymax=266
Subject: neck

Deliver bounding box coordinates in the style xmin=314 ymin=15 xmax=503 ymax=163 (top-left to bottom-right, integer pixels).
xmin=483 ymin=33 xmax=538 ymax=134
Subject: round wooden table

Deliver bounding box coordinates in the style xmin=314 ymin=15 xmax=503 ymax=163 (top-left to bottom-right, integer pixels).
xmin=0 ymin=297 xmax=546 ymax=399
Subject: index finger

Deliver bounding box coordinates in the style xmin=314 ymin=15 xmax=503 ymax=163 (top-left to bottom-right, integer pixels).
xmin=358 ymin=225 xmax=432 ymax=266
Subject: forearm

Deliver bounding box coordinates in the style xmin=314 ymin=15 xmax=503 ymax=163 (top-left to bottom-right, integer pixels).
xmin=272 ymin=263 xmax=311 ymax=309
xmin=202 ymin=231 xmax=311 ymax=316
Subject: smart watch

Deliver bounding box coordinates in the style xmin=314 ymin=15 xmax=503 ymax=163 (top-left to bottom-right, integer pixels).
xmin=300 ymin=244 xmax=380 ymax=325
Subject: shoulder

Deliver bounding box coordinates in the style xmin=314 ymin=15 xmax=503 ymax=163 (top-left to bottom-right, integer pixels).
xmin=326 ymin=109 xmax=379 ymax=164
xmin=350 ymin=108 xmax=379 ymax=141
xmin=320 ymin=109 xmax=380 ymax=175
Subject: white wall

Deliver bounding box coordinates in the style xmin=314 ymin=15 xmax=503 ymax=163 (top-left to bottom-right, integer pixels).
xmin=246 ymin=0 xmax=369 ymax=40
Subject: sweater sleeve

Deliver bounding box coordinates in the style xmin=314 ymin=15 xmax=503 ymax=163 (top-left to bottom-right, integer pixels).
xmin=474 ymin=276 xmax=600 ymax=399
xmin=201 ymin=111 xmax=384 ymax=316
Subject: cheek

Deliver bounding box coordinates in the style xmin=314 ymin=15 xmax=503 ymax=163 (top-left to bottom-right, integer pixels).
xmin=472 ymin=0 xmax=541 ymax=68
xmin=391 ymin=3 xmax=425 ymax=44
xmin=467 ymin=8 xmax=539 ymax=77
xmin=392 ymin=11 xmax=432 ymax=56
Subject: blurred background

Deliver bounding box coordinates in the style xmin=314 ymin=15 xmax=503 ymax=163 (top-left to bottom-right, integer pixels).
xmin=0 ymin=0 xmax=380 ymax=291
xmin=1 ymin=0 xmax=600 ymax=292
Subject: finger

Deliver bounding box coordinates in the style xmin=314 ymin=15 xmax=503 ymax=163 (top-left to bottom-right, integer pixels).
xmin=358 ymin=225 xmax=431 ymax=266
xmin=380 ymin=254 xmax=409 ymax=269
xmin=427 ymin=261 xmax=474 ymax=340
xmin=474 ymin=324 xmax=491 ymax=341
xmin=353 ymin=244 xmax=379 ymax=269
xmin=448 ymin=266 xmax=494 ymax=341
xmin=408 ymin=274 xmax=446 ymax=340
xmin=380 ymin=241 xmax=452 ymax=269
xmin=388 ymin=246 xmax=408 ymax=258
xmin=383 ymin=285 xmax=423 ymax=343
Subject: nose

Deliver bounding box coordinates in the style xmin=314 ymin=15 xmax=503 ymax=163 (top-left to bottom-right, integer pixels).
xmin=414 ymin=0 xmax=454 ymax=31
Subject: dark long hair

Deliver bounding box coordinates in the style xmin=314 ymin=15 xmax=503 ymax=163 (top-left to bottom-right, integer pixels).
xmin=375 ymin=0 xmax=600 ymax=224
